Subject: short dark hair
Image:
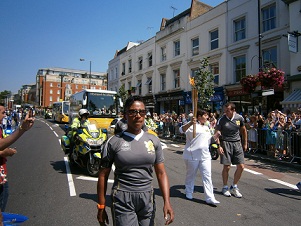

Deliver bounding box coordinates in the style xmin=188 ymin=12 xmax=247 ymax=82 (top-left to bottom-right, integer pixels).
xmin=224 ymin=102 xmax=236 ymax=110
xmin=124 ymin=95 xmax=144 ymax=113
xmin=197 ymin=109 xmax=207 ymax=117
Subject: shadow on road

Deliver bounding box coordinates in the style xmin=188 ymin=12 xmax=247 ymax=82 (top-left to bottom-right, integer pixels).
xmin=265 ymin=188 xmax=301 ymax=200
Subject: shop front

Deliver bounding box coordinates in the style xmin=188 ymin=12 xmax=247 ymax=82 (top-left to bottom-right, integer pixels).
xmin=226 ymin=88 xmax=252 ymax=115
xmin=210 ymin=86 xmax=225 ymax=114
xmin=226 ymin=86 xmax=283 ymax=116
xmin=155 ymin=90 xmax=184 ymax=115
xmin=142 ymin=95 xmax=156 ymax=114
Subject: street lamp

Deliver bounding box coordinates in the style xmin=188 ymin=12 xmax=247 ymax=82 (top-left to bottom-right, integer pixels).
xmin=80 ymin=58 xmax=91 ymax=89
xmin=59 ymin=73 xmax=66 ymax=100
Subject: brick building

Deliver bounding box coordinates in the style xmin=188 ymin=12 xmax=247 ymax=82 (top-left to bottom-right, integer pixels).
xmin=36 ymin=67 xmax=107 ymax=107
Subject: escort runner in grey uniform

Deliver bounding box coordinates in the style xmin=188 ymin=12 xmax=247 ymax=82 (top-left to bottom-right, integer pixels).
xmin=97 ymin=95 xmax=174 ymax=226
xmin=214 ymin=102 xmax=247 ymax=198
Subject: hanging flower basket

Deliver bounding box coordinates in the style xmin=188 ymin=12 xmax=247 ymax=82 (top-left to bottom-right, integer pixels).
xmin=240 ymin=68 xmax=285 ymax=93
xmin=257 ymin=68 xmax=285 ymax=90
xmin=240 ymin=74 xmax=259 ymax=93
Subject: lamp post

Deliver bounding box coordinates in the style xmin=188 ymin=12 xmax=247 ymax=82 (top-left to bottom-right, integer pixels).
xmin=80 ymin=58 xmax=91 ymax=89
xmin=59 ymin=73 xmax=66 ymax=100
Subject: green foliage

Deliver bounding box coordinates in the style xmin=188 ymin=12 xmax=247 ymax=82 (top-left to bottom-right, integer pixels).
xmin=193 ymin=58 xmax=215 ymax=110
xmin=118 ymin=84 xmax=128 ymax=109
xmin=0 ymin=90 xmax=12 ymax=104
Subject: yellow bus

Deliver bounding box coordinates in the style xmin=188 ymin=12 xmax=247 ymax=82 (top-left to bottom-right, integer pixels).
xmin=69 ymin=89 xmax=120 ymax=130
xmin=52 ymin=101 xmax=70 ymax=123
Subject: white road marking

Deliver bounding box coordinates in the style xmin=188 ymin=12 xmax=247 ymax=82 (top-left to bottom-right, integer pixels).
xmin=77 ymin=176 xmax=114 ymax=183
xmin=170 ymin=144 xmax=180 ymax=148
xmin=49 ymin=127 xmax=53 ymax=131
xmin=64 ymin=157 xmax=76 ymax=196
xmin=161 ymin=142 xmax=167 ymax=150
xmin=53 ymin=131 xmax=58 ymax=137
xmin=244 ymin=168 xmax=263 ymax=175
xmin=268 ymin=179 xmax=298 ymax=189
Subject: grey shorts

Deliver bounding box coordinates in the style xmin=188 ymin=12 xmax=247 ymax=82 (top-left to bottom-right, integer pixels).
xmin=111 ymin=189 xmax=156 ymax=226
xmin=220 ymin=141 xmax=245 ymax=165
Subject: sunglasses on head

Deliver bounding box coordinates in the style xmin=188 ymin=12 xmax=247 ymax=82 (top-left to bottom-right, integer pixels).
xmin=127 ymin=109 xmax=147 ymax=116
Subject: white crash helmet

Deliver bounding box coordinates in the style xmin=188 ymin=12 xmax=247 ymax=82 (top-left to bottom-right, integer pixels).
xmin=79 ymin=109 xmax=89 ymax=117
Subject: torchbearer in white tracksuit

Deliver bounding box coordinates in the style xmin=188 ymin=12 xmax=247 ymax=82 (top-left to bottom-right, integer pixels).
xmin=179 ymin=109 xmax=220 ymax=206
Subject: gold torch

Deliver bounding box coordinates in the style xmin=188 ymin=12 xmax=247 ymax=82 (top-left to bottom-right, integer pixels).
xmin=189 ymin=75 xmax=198 ymax=138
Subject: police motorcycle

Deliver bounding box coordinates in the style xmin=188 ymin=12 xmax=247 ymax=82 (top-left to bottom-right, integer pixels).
xmin=61 ymin=118 xmax=107 ymax=177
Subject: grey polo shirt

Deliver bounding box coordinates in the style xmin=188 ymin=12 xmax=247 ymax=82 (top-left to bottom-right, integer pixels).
xmin=100 ymin=130 xmax=164 ymax=192
xmin=215 ymin=113 xmax=245 ymax=142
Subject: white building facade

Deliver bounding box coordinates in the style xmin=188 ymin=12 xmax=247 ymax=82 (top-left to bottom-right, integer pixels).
xmin=108 ymin=0 xmax=298 ymax=115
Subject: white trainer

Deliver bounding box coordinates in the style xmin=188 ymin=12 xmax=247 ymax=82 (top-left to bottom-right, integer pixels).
xmin=222 ymin=187 xmax=231 ymax=197
xmin=230 ymin=186 xmax=242 ymax=198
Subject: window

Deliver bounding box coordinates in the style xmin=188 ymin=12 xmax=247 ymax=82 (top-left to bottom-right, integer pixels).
xmin=263 ymin=47 xmax=277 ymax=68
xmin=210 ymin=63 xmax=219 ymax=85
xmin=234 ymin=17 xmax=246 ymax=42
xmin=174 ymin=40 xmax=180 ymax=56
xmin=145 ymin=77 xmax=152 ymax=93
xmin=262 ymin=4 xmax=276 ymax=32
xmin=161 ymin=46 xmax=166 ymax=61
xmin=115 ymin=67 xmax=118 ymax=79
xmin=160 ymin=74 xmax=166 ymax=91
xmin=122 ymin=62 xmax=125 ymax=75
xmin=191 ymin=38 xmax=199 ymax=56
xmin=136 ymin=80 xmax=142 ymax=95
xmin=234 ymin=55 xmax=246 ymax=83
xmin=128 ymin=81 xmax=131 ymax=91
xmin=191 ymin=69 xmax=199 ymax=78
xmin=57 ymin=90 xmax=60 ymax=94
xmin=128 ymin=59 xmax=132 ymax=73
xmin=50 ymin=83 xmax=53 ymax=87
xmin=57 ymin=97 xmax=60 ymax=102
xmin=173 ymin=70 xmax=180 ymax=88
xmin=210 ymin=29 xmax=219 ymax=50
xmin=148 ymin=52 xmax=152 ymax=67
xmin=50 ymin=89 xmax=53 ymax=94
xmin=138 ymin=56 xmax=143 ymax=70
xmin=50 ymin=96 xmax=52 ymax=101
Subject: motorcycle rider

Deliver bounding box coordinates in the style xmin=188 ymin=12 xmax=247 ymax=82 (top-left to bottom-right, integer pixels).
xmin=68 ymin=109 xmax=90 ymax=150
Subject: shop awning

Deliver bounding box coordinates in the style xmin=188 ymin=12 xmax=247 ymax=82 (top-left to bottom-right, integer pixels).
xmin=280 ymin=89 xmax=301 ymax=108
xmin=145 ymin=77 xmax=152 ymax=85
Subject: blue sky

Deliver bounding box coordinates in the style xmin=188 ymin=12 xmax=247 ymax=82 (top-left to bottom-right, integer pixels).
xmin=0 ymin=0 xmax=223 ymax=94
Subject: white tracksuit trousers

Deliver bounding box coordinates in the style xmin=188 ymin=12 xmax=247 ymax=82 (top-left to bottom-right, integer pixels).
xmin=184 ymin=158 xmax=216 ymax=201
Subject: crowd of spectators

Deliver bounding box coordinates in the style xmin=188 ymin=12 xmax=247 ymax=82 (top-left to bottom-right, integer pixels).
xmin=148 ymin=108 xmax=301 ymax=160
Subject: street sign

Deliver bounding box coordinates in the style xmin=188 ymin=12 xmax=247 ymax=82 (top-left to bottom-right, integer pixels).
xmin=262 ymin=89 xmax=274 ymax=96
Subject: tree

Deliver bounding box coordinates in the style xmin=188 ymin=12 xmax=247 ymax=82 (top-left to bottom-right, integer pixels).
xmin=0 ymin=90 xmax=12 ymax=104
xmin=118 ymin=84 xmax=128 ymax=111
xmin=193 ymin=57 xmax=215 ymax=110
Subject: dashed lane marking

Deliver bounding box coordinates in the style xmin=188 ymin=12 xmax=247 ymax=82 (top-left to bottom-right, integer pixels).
xmin=268 ymin=179 xmax=298 ymax=189
xmin=244 ymin=168 xmax=263 ymax=175
xmin=171 ymin=144 xmax=180 ymax=148
xmin=64 ymin=157 xmax=76 ymax=196
xmin=53 ymin=131 xmax=58 ymax=137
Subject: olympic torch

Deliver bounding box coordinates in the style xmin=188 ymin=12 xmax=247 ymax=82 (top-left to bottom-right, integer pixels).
xmin=189 ymin=75 xmax=197 ymax=138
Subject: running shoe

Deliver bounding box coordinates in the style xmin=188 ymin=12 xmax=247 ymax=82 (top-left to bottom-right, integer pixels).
xmin=186 ymin=193 xmax=193 ymax=200
xmin=206 ymin=199 xmax=220 ymax=206
xmin=222 ymin=187 xmax=231 ymax=197
xmin=296 ymin=182 xmax=301 ymax=192
xmin=230 ymin=186 xmax=242 ymax=198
